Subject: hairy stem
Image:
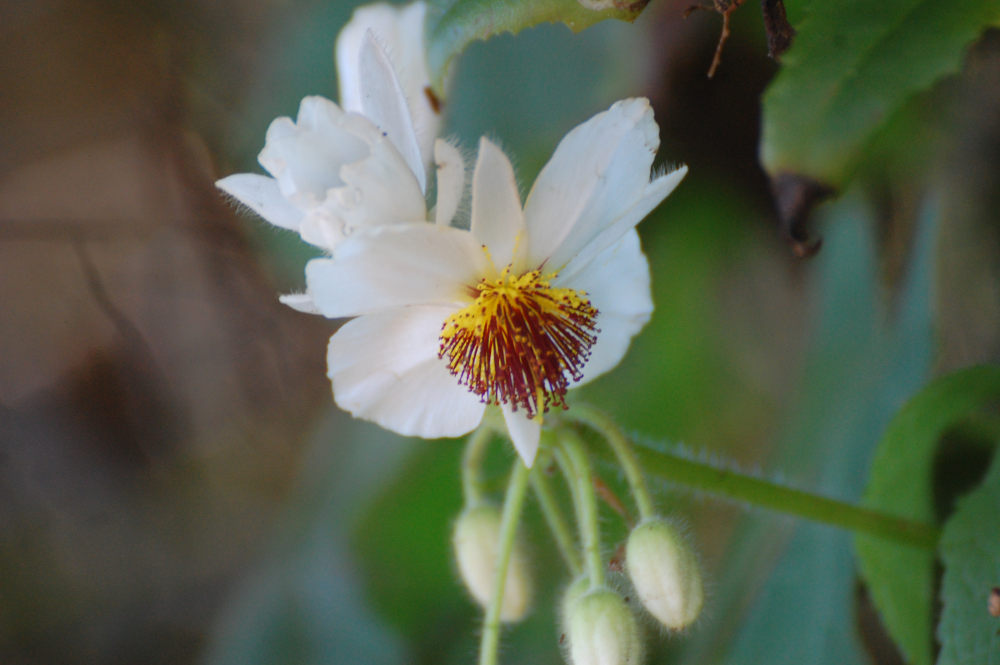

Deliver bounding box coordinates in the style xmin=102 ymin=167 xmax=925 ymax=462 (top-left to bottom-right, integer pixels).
xmin=478 ymin=461 xmax=531 ymax=665
xmin=558 ymin=431 xmax=605 ymax=588
xmin=574 ymin=406 xmax=939 ymax=549
xmin=530 ymin=456 xmax=583 ymax=576
xmin=570 ymin=404 xmax=656 ymax=521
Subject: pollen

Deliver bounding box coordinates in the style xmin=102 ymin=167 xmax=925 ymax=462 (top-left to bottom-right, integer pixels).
xmin=439 ymin=267 xmax=599 ymax=418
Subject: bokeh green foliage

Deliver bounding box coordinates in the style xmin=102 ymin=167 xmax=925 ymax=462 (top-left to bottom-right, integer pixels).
xmin=683 ymin=191 xmax=935 ymax=665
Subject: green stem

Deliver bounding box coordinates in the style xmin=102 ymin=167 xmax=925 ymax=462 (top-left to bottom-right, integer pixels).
xmin=530 ymin=455 xmax=583 ymax=576
xmin=590 ymin=435 xmax=939 ymax=550
xmin=478 ymin=461 xmax=531 ymax=665
xmin=559 ymin=431 xmax=605 ymax=588
xmin=552 ymin=446 xmax=583 ymax=539
xmin=462 ymin=426 xmax=494 ymax=505
xmin=569 ymin=404 xmax=656 ymax=521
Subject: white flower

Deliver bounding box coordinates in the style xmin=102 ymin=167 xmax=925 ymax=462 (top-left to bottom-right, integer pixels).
xmin=306 ymin=98 xmax=686 ymax=466
xmin=215 ymin=1 xmax=439 ymax=254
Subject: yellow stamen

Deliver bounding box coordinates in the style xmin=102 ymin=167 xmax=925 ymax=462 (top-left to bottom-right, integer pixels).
xmin=439 ymin=267 xmax=599 ymax=418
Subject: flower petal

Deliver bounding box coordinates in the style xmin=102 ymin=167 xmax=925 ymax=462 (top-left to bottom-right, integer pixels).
xmin=336 ymin=1 xmax=439 ymax=170
xmin=328 ymin=306 xmax=486 ymax=438
xmin=471 ymin=138 xmax=525 ymax=270
xmin=258 ymin=97 xmax=368 ymax=205
xmin=332 ymin=128 xmax=427 ymax=229
xmin=434 ymin=139 xmax=465 ymax=227
xmin=305 ymin=223 xmax=488 ymax=319
xmin=558 ymin=229 xmax=652 ymax=386
xmin=522 ymin=98 xmax=663 ymax=270
xmin=353 ymin=31 xmax=427 ymax=193
xmin=216 ymin=173 xmax=303 ymax=231
xmin=556 ymin=166 xmax=686 ymax=285
xmin=299 ymin=210 xmax=346 ymax=250
xmin=278 ymin=292 xmax=321 ymax=314
xmin=501 ymin=405 xmax=541 ymax=467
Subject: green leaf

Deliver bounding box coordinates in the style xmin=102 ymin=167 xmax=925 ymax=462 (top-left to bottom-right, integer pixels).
xmin=938 ymin=449 xmax=1000 ymax=665
xmin=760 ymin=0 xmax=1000 ymax=189
xmin=424 ymin=0 xmax=647 ymax=92
xmin=855 ymin=365 xmax=1000 ymax=665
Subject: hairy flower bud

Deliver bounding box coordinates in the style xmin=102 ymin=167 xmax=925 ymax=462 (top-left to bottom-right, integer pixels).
xmin=565 ymin=587 xmax=643 ymax=665
xmin=560 ymin=575 xmax=591 ymax=625
xmin=625 ymin=518 xmax=704 ymax=630
xmin=452 ymin=503 xmax=532 ymax=622
xmin=559 ymin=574 xmax=592 ymax=650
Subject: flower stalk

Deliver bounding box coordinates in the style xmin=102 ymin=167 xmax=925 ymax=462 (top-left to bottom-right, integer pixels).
xmin=478 ymin=461 xmax=531 ymax=665
xmin=569 ymin=404 xmax=655 ymax=521
xmin=530 ymin=447 xmax=583 ymax=576
xmin=576 ymin=406 xmax=940 ymax=550
xmin=557 ymin=431 xmax=605 ymax=589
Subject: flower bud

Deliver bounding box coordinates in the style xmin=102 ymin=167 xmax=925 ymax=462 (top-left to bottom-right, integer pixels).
xmin=560 ymin=575 xmax=591 ymax=625
xmin=452 ymin=503 xmax=532 ymax=622
xmin=625 ymin=517 xmax=704 ymax=630
xmin=565 ymin=588 xmax=643 ymax=665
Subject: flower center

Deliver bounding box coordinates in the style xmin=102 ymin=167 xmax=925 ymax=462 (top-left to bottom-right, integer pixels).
xmin=439 ymin=267 xmax=599 ymax=418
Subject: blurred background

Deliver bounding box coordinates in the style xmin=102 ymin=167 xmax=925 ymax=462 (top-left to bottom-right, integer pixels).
xmin=2 ymin=1 xmax=998 ymax=663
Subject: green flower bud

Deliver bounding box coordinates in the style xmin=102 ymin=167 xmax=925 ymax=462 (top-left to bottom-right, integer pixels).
xmin=452 ymin=503 xmax=532 ymax=622
xmin=625 ymin=517 xmax=704 ymax=630
xmin=565 ymin=588 xmax=643 ymax=665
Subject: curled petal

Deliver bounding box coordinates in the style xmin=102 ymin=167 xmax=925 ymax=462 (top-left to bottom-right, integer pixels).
xmin=328 ymin=306 xmax=486 ymax=438
xmin=334 ymin=129 xmax=427 ymax=230
xmin=299 ymin=209 xmax=346 ymax=250
xmin=244 ymin=94 xmax=425 ymax=249
xmin=258 ymin=97 xmax=368 ymax=206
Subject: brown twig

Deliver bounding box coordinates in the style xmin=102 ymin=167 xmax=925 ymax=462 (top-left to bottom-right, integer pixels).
xmin=685 ymin=0 xmax=747 ymax=78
